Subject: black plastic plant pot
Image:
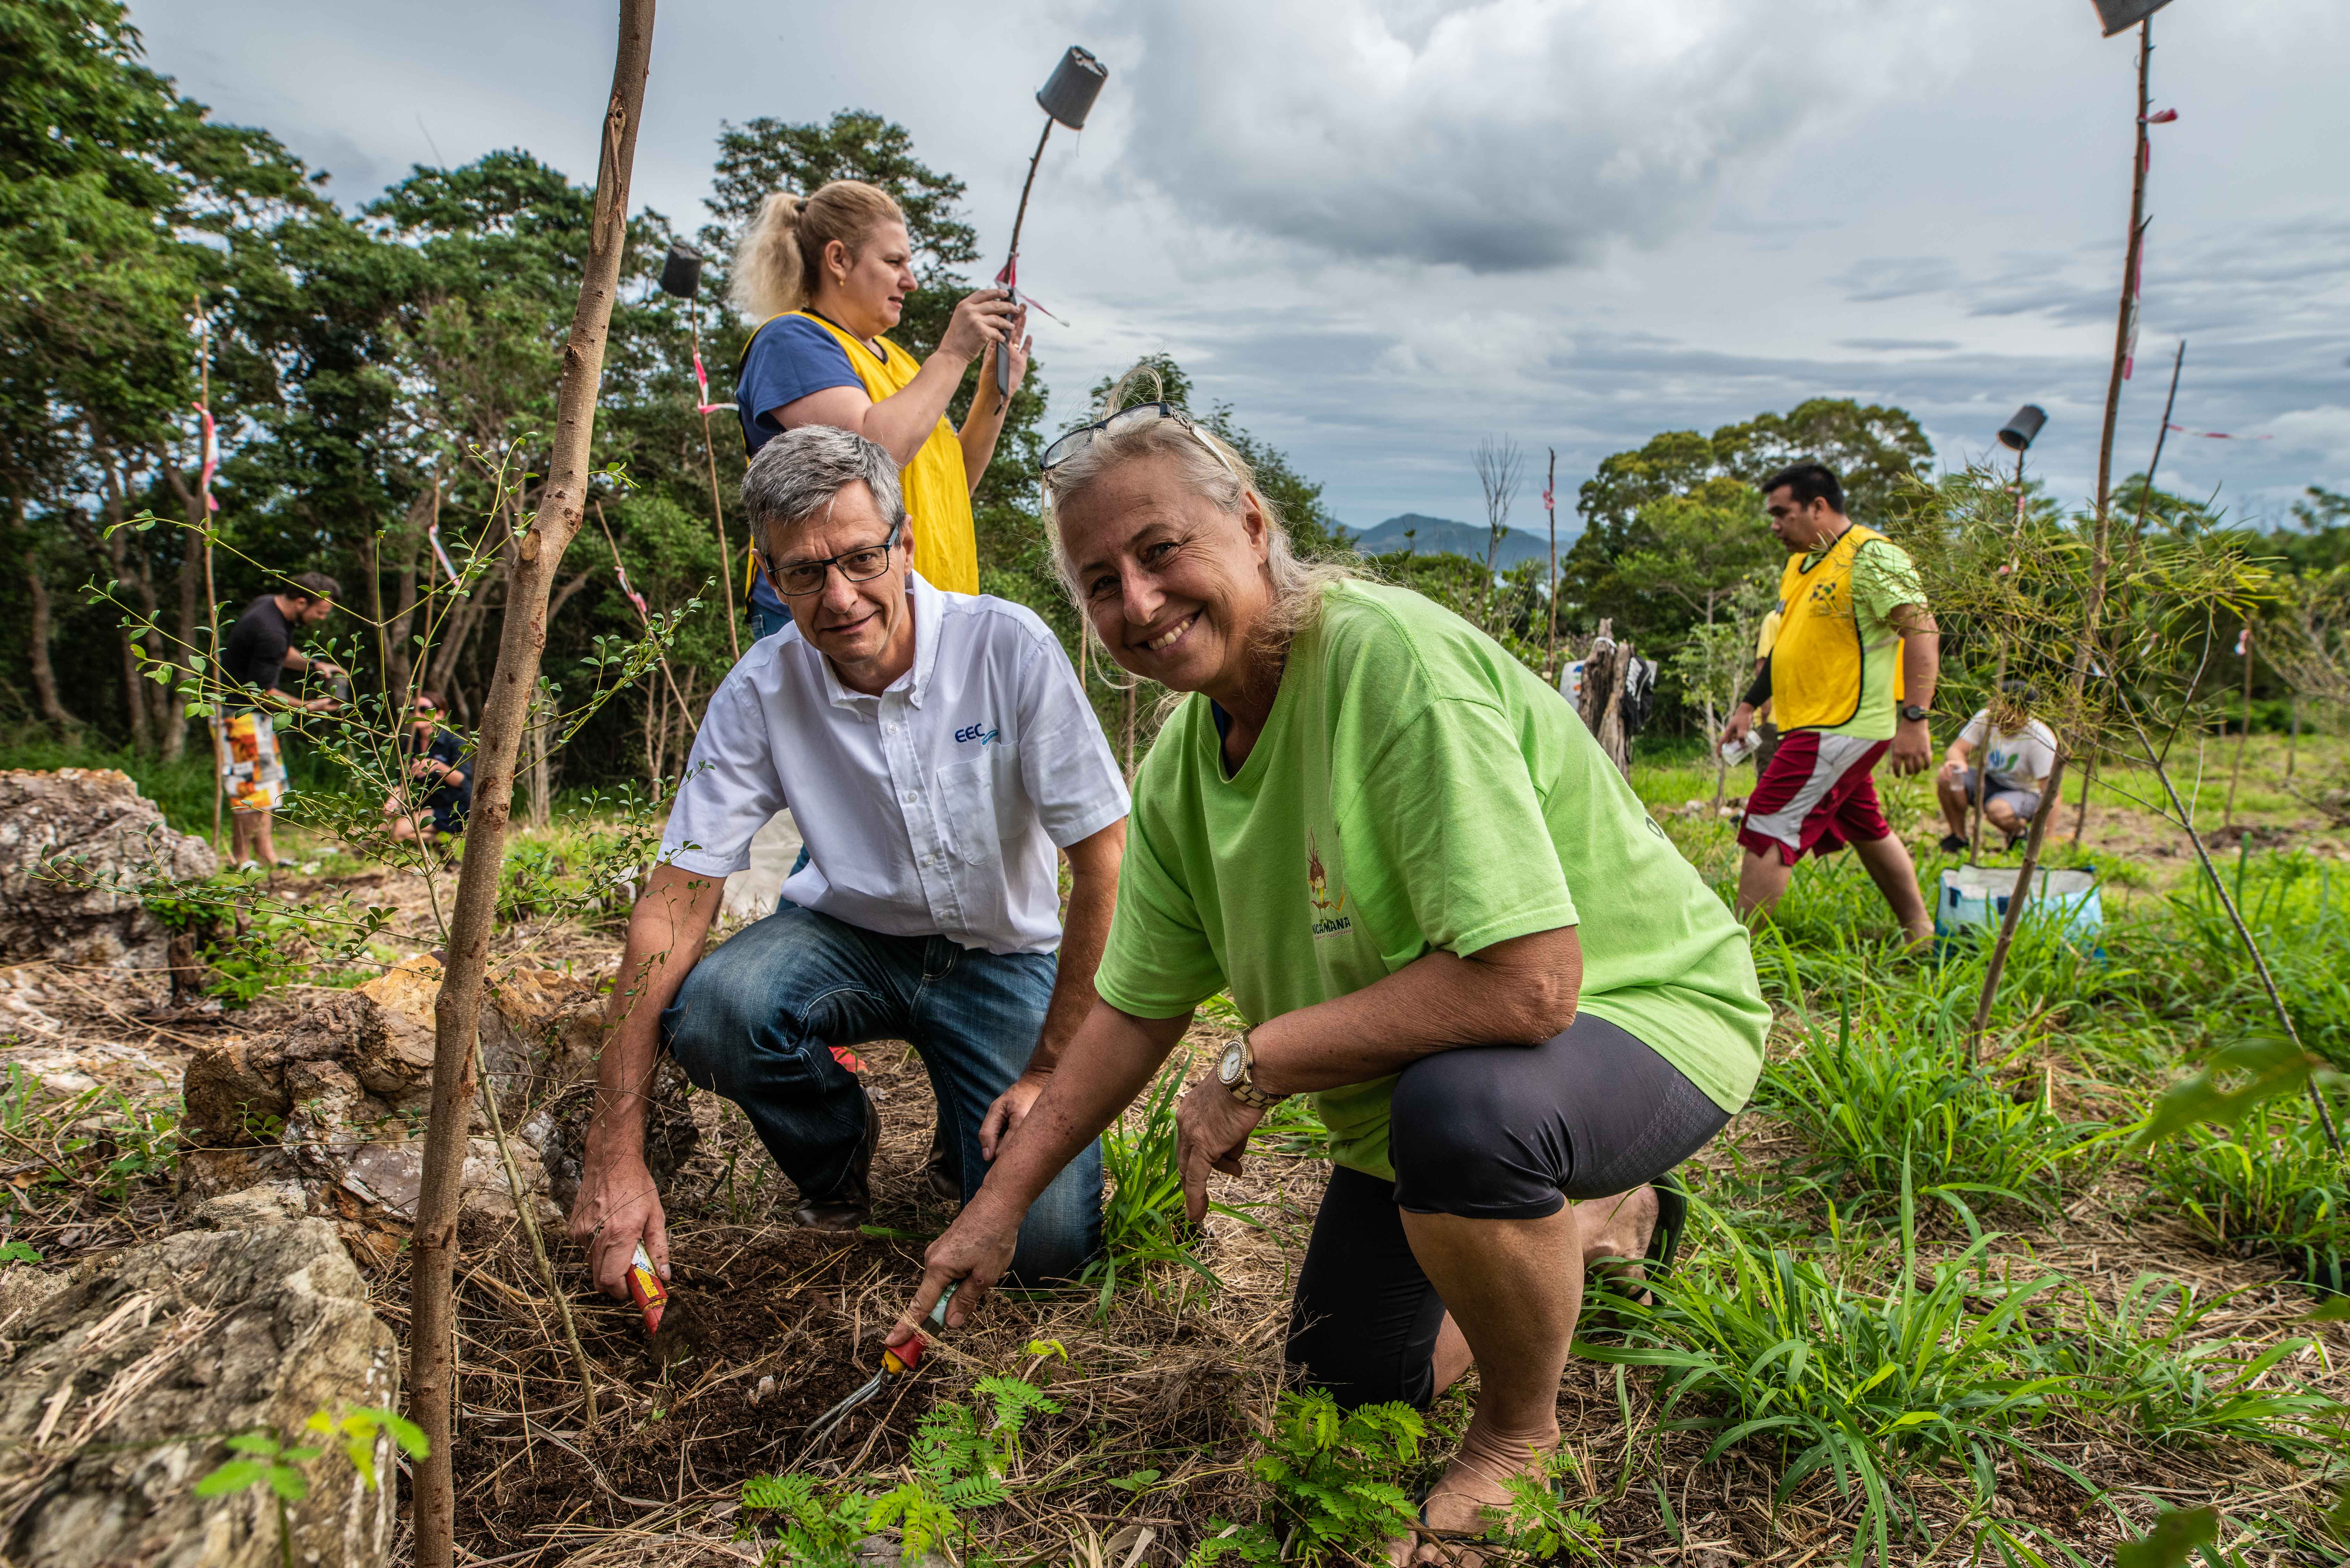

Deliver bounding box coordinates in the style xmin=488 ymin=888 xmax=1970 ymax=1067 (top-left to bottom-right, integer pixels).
xmin=1036 ymin=46 xmax=1108 ymax=130
xmin=2090 ymin=0 xmax=2174 ymax=36
xmin=659 ymin=242 xmax=704 ymax=300
xmin=1998 ymin=404 xmax=2048 ymax=453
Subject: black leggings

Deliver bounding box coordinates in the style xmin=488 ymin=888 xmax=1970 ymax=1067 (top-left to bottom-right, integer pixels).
xmin=1284 ymin=1010 xmax=1730 ymax=1409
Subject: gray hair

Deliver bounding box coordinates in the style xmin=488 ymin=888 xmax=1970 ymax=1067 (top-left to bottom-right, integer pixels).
xmin=739 ymin=424 xmax=908 ymax=560
xmin=1040 ymin=364 xmax=1359 ymax=649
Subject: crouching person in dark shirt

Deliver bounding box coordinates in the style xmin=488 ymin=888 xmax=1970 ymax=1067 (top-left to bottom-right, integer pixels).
xmin=385 ymin=690 xmax=471 ymax=848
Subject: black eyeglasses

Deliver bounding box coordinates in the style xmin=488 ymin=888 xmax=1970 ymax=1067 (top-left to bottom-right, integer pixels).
xmin=767 ymin=520 xmax=905 ymax=596
xmin=1040 ymin=403 xmax=1239 ymax=478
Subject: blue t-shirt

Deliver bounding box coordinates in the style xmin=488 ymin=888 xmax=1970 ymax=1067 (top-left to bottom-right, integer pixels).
xmin=735 ymin=314 xmax=875 ymax=617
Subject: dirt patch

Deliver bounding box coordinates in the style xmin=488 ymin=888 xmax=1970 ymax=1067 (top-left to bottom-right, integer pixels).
xmin=447 ymin=1221 xmax=934 ymax=1550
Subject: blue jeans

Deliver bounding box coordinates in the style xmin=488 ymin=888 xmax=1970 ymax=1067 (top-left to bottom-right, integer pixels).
xmin=748 ymin=600 xmax=793 ymax=644
xmin=664 ymin=905 xmax=1103 ymax=1283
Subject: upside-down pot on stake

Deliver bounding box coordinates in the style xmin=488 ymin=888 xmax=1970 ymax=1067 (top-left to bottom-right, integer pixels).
xmin=994 ymin=45 xmax=1109 ymax=397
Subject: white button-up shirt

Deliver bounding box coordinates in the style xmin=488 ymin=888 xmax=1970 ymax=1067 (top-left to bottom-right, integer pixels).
xmin=659 ymin=573 xmax=1129 ymax=956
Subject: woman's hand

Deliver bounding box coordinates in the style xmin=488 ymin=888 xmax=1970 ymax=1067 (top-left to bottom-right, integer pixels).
xmin=891 ymin=1193 xmax=1024 ymax=1341
xmin=1176 ymin=1078 xmax=1265 ymax=1224
xmin=938 ymin=288 xmax=1020 ymax=366
xmin=980 ymin=306 xmax=1031 ymax=405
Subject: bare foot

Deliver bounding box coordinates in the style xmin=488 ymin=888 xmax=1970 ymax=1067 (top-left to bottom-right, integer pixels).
xmin=1387 ymin=1417 xmax=1560 ymax=1568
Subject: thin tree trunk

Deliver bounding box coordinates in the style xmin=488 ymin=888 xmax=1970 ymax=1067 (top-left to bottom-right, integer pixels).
xmin=1968 ymin=18 xmax=2150 ymax=1060
xmin=389 ymin=481 xmax=436 ymax=702
xmin=2121 ymin=698 xmax=2341 ymax=1151
xmin=19 ymin=544 xmax=74 ymax=728
xmin=2225 ymin=621 xmax=2253 ymax=826
xmin=407 ymin=12 xmax=653 ymax=1567
xmin=1544 ymin=448 xmax=1558 ymax=682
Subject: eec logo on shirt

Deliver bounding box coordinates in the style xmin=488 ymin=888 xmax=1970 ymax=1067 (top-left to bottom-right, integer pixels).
xmin=1806 ymin=579 xmax=1844 ymax=617
xmin=1307 ymin=832 xmax=1351 ymax=939
xmin=955 ymin=721 xmax=1001 ymax=745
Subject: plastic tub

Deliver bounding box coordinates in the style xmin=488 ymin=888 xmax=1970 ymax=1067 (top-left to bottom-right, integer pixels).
xmin=1934 ymin=864 xmax=2103 ymax=942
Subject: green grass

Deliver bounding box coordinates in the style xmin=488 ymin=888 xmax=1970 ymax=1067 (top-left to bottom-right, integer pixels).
xmin=2145 ymin=1101 xmax=2350 ymax=1294
xmin=1756 ymin=1000 xmax=2108 ymax=1222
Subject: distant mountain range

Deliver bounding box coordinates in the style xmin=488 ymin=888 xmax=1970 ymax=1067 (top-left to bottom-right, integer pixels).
xmin=1338 ymin=513 xmax=1573 ymax=569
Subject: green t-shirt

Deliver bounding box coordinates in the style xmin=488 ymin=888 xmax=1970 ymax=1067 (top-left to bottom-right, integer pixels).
xmin=1093 ymin=581 xmax=1769 ymax=1182
xmin=1818 ymin=534 xmax=1927 ymax=741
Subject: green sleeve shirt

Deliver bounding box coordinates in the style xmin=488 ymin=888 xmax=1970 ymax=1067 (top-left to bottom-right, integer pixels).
xmin=1094 ymin=581 xmax=1768 ymax=1182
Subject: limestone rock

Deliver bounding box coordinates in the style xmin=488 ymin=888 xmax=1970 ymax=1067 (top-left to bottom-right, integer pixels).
xmin=178 ymin=955 xmax=704 ymax=1225
xmin=0 ymin=770 xmax=218 ymax=969
xmin=0 ymin=1217 xmax=399 ymax=1568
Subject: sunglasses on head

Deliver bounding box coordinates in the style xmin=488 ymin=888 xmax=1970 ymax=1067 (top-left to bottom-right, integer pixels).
xmin=1040 ymin=403 xmax=1239 ymax=479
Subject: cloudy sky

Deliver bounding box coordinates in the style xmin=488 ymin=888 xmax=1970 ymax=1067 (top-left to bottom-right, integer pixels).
xmin=133 ymin=0 xmax=2349 ymax=534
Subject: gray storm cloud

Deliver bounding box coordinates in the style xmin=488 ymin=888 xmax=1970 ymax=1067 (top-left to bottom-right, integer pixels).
xmin=1109 ymin=0 xmax=1971 ymax=272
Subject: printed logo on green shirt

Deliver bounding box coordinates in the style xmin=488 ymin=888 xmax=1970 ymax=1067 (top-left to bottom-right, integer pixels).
xmin=1307 ymin=831 xmax=1352 ymax=939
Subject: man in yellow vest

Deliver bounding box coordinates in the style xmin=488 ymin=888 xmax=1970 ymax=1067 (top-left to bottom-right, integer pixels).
xmin=1720 ymin=463 xmax=1939 ymax=945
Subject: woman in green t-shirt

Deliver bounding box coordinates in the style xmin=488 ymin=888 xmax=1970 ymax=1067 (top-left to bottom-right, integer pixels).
xmin=889 ymin=373 xmax=1767 ymax=1559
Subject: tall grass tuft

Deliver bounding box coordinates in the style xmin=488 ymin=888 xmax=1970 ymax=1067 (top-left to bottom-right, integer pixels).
xmin=1756 ymin=998 xmax=2107 ymax=1222
xmin=1078 ymin=1053 xmax=1249 ymax=1313
xmin=2144 ymin=1100 xmax=2350 ymax=1293
xmin=1580 ymin=1180 xmax=2077 ymax=1567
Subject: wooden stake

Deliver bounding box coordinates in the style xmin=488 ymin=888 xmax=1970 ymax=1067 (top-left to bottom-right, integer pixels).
xmin=197 ymin=302 xmax=225 ymax=858
xmin=690 ymin=310 xmax=740 ymax=662
xmin=1544 ymin=447 xmax=1558 ymax=682
xmin=2225 ymin=620 xmax=2253 ymax=827
xmin=1969 ymin=16 xmax=2150 ymax=1060
xmin=406 ymin=10 xmax=653 ymax=1565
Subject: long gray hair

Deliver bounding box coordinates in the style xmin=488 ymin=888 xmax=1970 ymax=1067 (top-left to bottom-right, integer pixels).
xmin=1040 ymin=364 xmax=1360 ymax=653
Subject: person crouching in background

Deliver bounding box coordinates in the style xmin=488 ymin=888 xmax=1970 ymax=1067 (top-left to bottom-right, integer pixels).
xmin=384 ymin=690 xmax=471 ymax=849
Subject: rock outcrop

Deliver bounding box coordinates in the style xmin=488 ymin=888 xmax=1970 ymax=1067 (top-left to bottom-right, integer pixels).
xmin=0 ymin=770 xmax=218 ymax=969
xmin=181 ymin=956 xmax=710 ymax=1223
xmin=0 ymin=1215 xmax=399 ymax=1568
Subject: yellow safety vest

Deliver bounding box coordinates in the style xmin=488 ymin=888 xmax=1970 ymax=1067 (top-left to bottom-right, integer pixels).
xmin=769 ymin=312 xmax=980 ymax=594
xmin=1766 ymin=524 xmax=1904 ymax=731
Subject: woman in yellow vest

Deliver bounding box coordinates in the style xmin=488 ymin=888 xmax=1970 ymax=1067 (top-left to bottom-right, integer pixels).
xmin=730 ymin=180 xmax=1026 ymax=637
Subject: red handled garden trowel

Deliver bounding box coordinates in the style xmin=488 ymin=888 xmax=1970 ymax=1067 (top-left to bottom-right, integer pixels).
xmin=800 ymin=1287 xmax=955 ymax=1454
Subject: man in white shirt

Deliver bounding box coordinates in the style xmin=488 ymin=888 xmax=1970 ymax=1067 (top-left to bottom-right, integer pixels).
xmin=566 ymin=426 xmax=1129 ymax=1298
xmin=1936 ymin=682 xmax=2059 ymax=853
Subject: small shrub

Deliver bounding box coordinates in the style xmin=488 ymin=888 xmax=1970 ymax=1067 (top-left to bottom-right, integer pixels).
xmin=739 ymin=1375 xmax=1060 ymax=1567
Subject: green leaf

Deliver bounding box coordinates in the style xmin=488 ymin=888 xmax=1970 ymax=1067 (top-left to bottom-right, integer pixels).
xmin=265 ymin=1465 xmax=310 ymax=1504
xmin=224 ymin=1434 xmax=280 ymax=1455
xmin=2136 ymin=1037 xmax=2318 ymax=1149
xmin=2115 ymin=1506 xmax=2217 ymax=1568
xmin=194 ymin=1459 xmax=266 ymax=1496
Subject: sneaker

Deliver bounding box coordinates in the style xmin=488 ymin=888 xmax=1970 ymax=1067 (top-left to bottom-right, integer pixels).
xmin=1938 ymin=834 xmax=1968 ymax=854
xmin=923 ymin=1120 xmax=961 ymax=1204
xmin=794 ymin=1085 xmax=879 ymax=1231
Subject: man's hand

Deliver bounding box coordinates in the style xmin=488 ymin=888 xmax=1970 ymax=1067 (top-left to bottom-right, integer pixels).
xmin=1889 ymin=718 xmax=1933 ymax=777
xmin=888 ymin=1193 xmax=1022 ymax=1342
xmin=979 ymin=1069 xmax=1051 ymax=1161
xmin=1175 ymin=1078 xmax=1265 ymax=1225
xmin=565 ymin=1147 xmax=669 ymax=1301
xmin=1720 ymin=704 xmax=1755 ymax=748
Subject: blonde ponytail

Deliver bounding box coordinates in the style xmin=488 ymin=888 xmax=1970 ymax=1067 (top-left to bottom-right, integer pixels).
xmin=729 ymin=181 xmax=908 ymax=321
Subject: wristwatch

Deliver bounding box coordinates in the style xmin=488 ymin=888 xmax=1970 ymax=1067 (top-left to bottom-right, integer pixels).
xmin=1216 ymin=1029 xmax=1285 ymax=1110
xmin=1899 ymin=704 xmax=1931 ymax=723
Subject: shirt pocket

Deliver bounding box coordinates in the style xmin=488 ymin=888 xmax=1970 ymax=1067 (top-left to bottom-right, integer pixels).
xmin=936 ymin=756 xmax=1002 ymax=866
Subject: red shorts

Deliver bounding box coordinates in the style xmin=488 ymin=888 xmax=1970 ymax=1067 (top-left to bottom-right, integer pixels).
xmin=1738 ymin=731 xmax=1892 ymax=865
